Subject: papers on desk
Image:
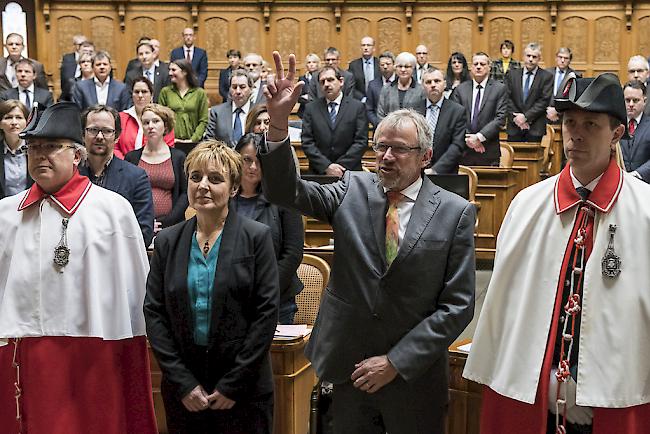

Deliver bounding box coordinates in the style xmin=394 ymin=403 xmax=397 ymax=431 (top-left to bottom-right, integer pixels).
xmin=274 ymin=324 xmax=311 ymax=340
xmin=288 ymin=126 xmax=302 ymax=142
xmin=456 ymin=342 xmax=472 ymax=353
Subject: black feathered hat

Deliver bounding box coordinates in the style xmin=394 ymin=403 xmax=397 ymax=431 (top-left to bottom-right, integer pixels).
xmin=20 ymin=102 xmax=83 ymax=144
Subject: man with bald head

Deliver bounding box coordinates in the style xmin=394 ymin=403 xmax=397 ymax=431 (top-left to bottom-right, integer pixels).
xmin=243 ymin=53 xmax=266 ymax=105
xmin=170 ymin=27 xmax=208 ymax=87
xmin=628 ymin=55 xmax=650 ymax=116
xmin=348 ymin=36 xmax=381 ymax=100
xmin=0 ymin=33 xmax=47 ymax=92
xmin=414 ymin=45 xmax=431 ymax=82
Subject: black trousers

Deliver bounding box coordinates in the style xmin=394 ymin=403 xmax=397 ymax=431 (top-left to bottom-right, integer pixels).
xmin=508 ymin=132 xmax=544 ymax=142
xmin=331 ymin=379 xmax=447 ymax=434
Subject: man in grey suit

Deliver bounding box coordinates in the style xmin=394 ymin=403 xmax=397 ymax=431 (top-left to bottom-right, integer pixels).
xmin=621 ymin=80 xmax=650 ymax=182
xmin=545 ymin=47 xmax=578 ymax=123
xmin=347 ymin=36 xmax=381 ymax=100
xmin=450 ymin=52 xmax=507 ymax=166
xmin=0 ymin=33 xmax=47 ymax=92
xmin=307 ymin=47 xmax=358 ymax=102
xmin=204 ymin=70 xmax=252 ymax=146
xmin=0 ymin=59 xmax=53 ymax=109
xmin=260 ymin=51 xmax=475 ymax=434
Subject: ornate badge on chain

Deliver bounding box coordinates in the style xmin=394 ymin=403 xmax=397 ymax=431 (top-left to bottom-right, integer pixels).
xmin=53 ymin=218 xmax=70 ymax=271
xmin=601 ymin=224 xmax=621 ymax=278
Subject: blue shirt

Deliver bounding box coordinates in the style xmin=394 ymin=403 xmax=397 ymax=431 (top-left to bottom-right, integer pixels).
xmin=187 ymin=231 xmax=222 ymax=345
xmin=3 ymin=141 xmax=28 ymax=196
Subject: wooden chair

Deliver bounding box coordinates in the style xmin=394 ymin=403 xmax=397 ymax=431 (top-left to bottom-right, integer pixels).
xmin=540 ymin=124 xmax=555 ymax=178
xmin=458 ymin=165 xmax=480 ymax=231
xmin=295 ymin=254 xmax=330 ymax=326
xmin=499 ymin=143 xmax=515 ymax=168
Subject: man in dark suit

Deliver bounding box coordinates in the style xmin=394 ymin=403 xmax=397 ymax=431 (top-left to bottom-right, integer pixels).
xmin=260 ymin=52 xmax=475 ymax=434
xmin=204 ymin=70 xmax=252 ymax=145
xmin=307 ymin=47 xmax=357 ymax=102
xmin=170 ymin=28 xmax=208 ymax=87
xmin=0 ymin=59 xmax=53 ymax=109
xmin=242 ymin=53 xmax=266 ymax=106
xmin=621 ymin=80 xmax=650 ymax=182
xmin=125 ymin=41 xmax=170 ymax=103
xmin=60 ymin=40 xmax=95 ymax=101
xmin=505 ymin=42 xmax=554 ymax=142
xmin=73 ymin=51 xmax=131 ymax=112
xmin=421 ymin=68 xmax=467 ymax=174
xmin=301 ymin=66 xmax=368 ymax=177
xmin=297 ymin=53 xmax=320 ymax=118
xmin=0 ymin=33 xmax=47 ymax=92
xmin=78 ymin=105 xmax=154 ymax=246
xmin=366 ymin=51 xmax=396 ymax=127
xmin=450 ymin=52 xmax=507 ymax=166
xmin=627 ymin=55 xmax=650 ymax=117
xmin=414 ymin=44 xmax=431 ymax=82
xmin=122 ymin=36 xmax=151 ymax=80
xmin=546 ymin=47 xmax=578 ymax=123
xmin=348 ymin=36 xmax=380 ymax=101
xmin=218 ymin=49 xmax=241 ymax=102
xmin=59 ymin=35 xmax=87 ymax=93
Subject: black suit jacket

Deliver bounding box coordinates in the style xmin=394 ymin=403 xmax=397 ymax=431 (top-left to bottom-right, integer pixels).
xmin=79 ymin=156 xmax=154 ymax=246
xmin=450 ymin=79 xmax=508 ymax=166
xmin=0 ymin=141 xmax=33 ymax=199
xmin=60 ymin=52 xmax=77 ymax=92
xmin=123 ymin=58 xmax=141 ymax=81
xmin=219 ymin=67 xmax=235 ymax=102
xmin=297 ymin=74 xmax=313 ymax=118
xmin=301 ymin=95 xmax=368 ymax=173
xmin=348 ymin=56 xmax=381 ymax=98
xmin=125 ymin=62 xmax=171 ymax=103
xmin=144 ymin=211 xmax=279 ymax=401
xmin=124 ymin=147 xmax=188 ymax=227
xmin=621 ymin=115 xmax=650 ymax=182
xmin=170 ymin=46 xmax=208 ymax=87
xmin=430 ymin=98 xmax=468 ymax=174
xmin=505 ymin=67 xmax=554 ymax=139
xmin=0 ymin=87 xmax=54 ymax=109
xmin=365 ymin=76 xmax=392 ymax=127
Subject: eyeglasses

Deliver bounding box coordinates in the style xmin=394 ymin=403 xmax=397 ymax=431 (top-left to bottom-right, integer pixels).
xmin=27 ymin=143 xmax=76 ymax=155
xmin=85 ymin=127 xmax=116 ymax=137
xmin=372 ymin=142 xmax=421 ymax=157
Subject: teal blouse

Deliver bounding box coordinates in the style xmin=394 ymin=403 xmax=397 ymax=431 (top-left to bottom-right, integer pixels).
xmin=187 ymin=232 xmax=222 ymax=345
xmin=158 ymin=85 xmax=209 ymax=142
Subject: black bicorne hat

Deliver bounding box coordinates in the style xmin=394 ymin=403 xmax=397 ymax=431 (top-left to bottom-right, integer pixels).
xmin=20 ymin=102 xmax=83 ymax=144
xmin=554 ymin=72 xmax=626 ymax=124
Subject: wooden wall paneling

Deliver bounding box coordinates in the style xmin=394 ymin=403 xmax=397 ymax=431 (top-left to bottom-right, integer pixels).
xmin=417 ymin=17 xmax=442 ymax=64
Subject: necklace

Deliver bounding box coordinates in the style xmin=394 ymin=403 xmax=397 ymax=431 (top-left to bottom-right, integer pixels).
xmin=203 ymin=239 xmax=210 ymax=256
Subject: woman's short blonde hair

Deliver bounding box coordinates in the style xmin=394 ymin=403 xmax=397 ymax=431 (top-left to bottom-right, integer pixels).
xmin=184 ymin=140 xmax=243 ymax=189
xmin=142 ymin=103 xmax=175 ymax=135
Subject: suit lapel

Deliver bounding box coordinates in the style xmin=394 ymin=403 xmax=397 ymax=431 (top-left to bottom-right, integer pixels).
xmin=479 ymin=80 xmax=493 ymax=113
xmin=433 ymin=100 xmax=448 ymax=148
xmin=368 ymin=177 xmax=388 ymax=269
xmin=0 ymin=147 xmax=5 ymax=197
xmin=172 ymin=218 xmax=197 ymax=342
xmin=103 ymin=158 xmax=122 ymax=191
xmin=333 ymin=97 xmax=347 ymax=130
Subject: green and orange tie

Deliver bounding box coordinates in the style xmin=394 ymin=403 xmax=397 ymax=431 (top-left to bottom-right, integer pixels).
xmin=385 ymin=191 xmax=403 ymax=266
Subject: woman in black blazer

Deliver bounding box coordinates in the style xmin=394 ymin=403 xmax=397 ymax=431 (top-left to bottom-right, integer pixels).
xmin=125 ymin=103 xmax=188 ymax=231
xmin=233 ymin=133 xmax=304 ymax=324
xmin=144 ymin=140 xmax=279 ymax=434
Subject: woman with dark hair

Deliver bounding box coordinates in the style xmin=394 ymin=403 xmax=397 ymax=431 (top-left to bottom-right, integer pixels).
xmin=233 ymin=133 xmax=303 ymax=324
xmin=115 ymin=76 xmax=175 ymax=159
xmin=0 ymin=99 xmax=31 ymax=199
xmin=490 ymin=39 xmax=521 ymax=82
xmin=445 ymin=52 xmax=471 ymax=93
xmin=159 ymin=59 xmax=209 ymax=144
xmin=244 ymin=103 xmax=270 ymax=134
xmin=125 ymin=103 xmax=188 ymax=231
xmin=144 ymin=139 xmax=279 ymax=434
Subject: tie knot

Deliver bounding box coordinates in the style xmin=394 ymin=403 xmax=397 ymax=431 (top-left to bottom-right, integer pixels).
xmin=386 ymin=191 xmax=404 ymax=205
xmin=526 ymin=71 xmax=533 ymax=75
xmin=329 ymin=102 xmax=337 ymax=110
xmin=476 ymin=84 xmax=482 ymax=90
xmin=429 ymin=104 xmax=438 ymax=111
xmin=234 ymin=107 xmax=242 ymax=115
xmin=576 ymin=186 xmax=591 ymax=201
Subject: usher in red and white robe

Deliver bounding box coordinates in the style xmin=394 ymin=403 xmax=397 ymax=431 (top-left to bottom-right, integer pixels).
xmin=0 ymin=171 xmax=157 ymax=434
xmin=464 ymin=158 xmax=650 ymax=433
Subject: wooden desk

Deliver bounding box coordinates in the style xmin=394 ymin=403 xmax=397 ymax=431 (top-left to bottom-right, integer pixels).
xmin=470 ymin=167 xmax=518 ymax=260
xmin=508 ymin=141 xmax=544 ymax=193
xmin=271 ymin=335 xmax=317 ymax=434
xmin=447 ymin=340 xmax=482 ymax=434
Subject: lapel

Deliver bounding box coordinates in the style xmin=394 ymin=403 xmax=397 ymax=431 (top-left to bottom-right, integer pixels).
xmin=368 ymin=176 xmax=388 ymax=269
xmin=223 ymin=104 xmax=234 ymax=143
xmin=88 ymin=80 xmax=99 ymax=105
xmin=630 ymin=117 xmax=648 ymax=160
xmin=332 ymin=96 xmax=347 ymax=130
xmin=461 ymin=82 xmax=473 ymax=112
xmin=0 ymin=147 xmax=5 ymax=196
xmin=479 ymin=80 xmax=493 ymax=113
xmin=388 ymin=177 xmax=441 ymax=271
xmin=433 ymin=99 xmax=448 ymax=146
xmin=106 ymin=81 xmax=116 ymax=106
xmin=171 ymin=218 xmax=197 ymax=343
xmin=103 ymin=157 xmax=123 ymax=192
xmin=317 ymin=98 xmax=332 ymax=130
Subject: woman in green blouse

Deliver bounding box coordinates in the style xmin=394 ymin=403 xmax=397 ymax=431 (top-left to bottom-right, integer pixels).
xmin=159 ymin=59 xmax=209 ymax=143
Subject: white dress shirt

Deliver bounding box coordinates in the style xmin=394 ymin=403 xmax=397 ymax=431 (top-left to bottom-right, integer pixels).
xmin=18 ymin=83 xmax=35 ymax=108
xmin=325 ymin=91 xmax=344 ymax=117
xmin=94 ymin=77 xmax=111 ymax=105
xmin=231 ymin=100 xmax=251 ymax=130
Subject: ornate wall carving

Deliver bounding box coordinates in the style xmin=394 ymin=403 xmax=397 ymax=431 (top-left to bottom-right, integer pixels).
xmin=449 ymin=18 xmax=472 ymax=58
xmin=276 ymin=18 xmax=300 ymax=60
xmin=417 ymin=17 xmax=441 ymax=62
xmin=204 ymin=17 xmax=229 ymax=61
xmin=237 ymin=17 xmax=260 ymax=55
xmin=131 ymin=16 xmax=156 ymax=49
xmin=306 ymin=18 xmax=331 ymax=57
xmin=521 ymin=17 xmax=545 ymax=52
xmin=56 ymin=16 xmax=82 ymax=58
xmin=489 ymin=17 xmax=514 ymax=58
xmin=164 ymin=17 xmax=188 ymax=56
xmin=595 ymin=16 xmax=620 ymax=62
xmin=378 ymin=18 xmax=401 ymax=55
xmin=638 ymin=16 xmax=650 ymax=55
xmin=346 ymin=18 xmax=370 ymax=54
xmin=562 ymin=16 xmax=587 ymax=62
xmin=90 ymin=16 xmax=115 ymax=58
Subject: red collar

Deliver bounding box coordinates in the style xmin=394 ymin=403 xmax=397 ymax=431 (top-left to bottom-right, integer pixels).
xmin=18 ymin=171 xmax=92 ymax=216
xmin=554 ymin=158 xmax=623 ymax=214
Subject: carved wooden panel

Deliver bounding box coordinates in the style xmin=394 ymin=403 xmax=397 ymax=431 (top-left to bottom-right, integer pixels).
xmin=204 ymin=17 xmax=229 ymax=61
xmin=346 ymin=18 xmax=370 ymax=54
xmin=378 ymin=18 xmax=401 ymax=55
xmin=521 ymin=17 xmax=545 ymax=53
xmin=306 ymin=18 xmax=331 ymax=57
xmin=417 ymin=17 xmax=441 ymax=62
xmin=57 ymin=16 xmax=82 ymax=57
xmin=164 ymin=17 xmax=188 ymax=56
xmin=276 ymin=18 xmax=300 ymax=60
xmin=562 ymin=16 xmax=587 ymax=62
xmin=489 ymin=17 xmax=514 ymax=58
xmin=638 ymin=16 xmax=650 ymax=56
xmin=449 ymin=18 xmax=472 ymax=58
xmin=594 ymin=16 xmax=620 ymax=62
xmin=132 ymin=16 xmax=156 ymax=49
xmin=91 ymin=16 xmax=115 ymax=57
xmin=237 ymin=17 xmax=260 ymax=55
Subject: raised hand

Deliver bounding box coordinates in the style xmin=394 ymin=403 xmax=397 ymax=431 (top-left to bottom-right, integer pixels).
xmin=264 ymin=51 xmax=304 ymax=141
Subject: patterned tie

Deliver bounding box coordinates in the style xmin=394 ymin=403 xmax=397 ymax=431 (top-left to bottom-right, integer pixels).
xmin=523 ymin=71 xmax=533 ymax=101
xmin=23 ymin=89 xmax=31 ymax=111
xmin=385 ymin=191 xmax=403 ymax=266
xmin=145 ymin=69 xmax=152 ymax=83
xmin=328 ymin=102 xmax=337 ymax=125
xmin=629 ymin=119 xmax=636 ymax=136
xmin=233 ymin=107 xmax=243 ymax=143
xmin=471 ymin=84 xmax=482 ymax=132
xmin=185 ymin=48 xmax=191 ymax=63
xmin=427 ymin=104 xmax=439 ymax=135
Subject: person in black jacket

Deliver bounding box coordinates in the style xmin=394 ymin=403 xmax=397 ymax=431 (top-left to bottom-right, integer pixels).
xmin=125 ymin=103 xmax=188 ymax=231
xmin=233 ymin=133 xmax=304 ymax=324
xmin=144 ymin=139 xmax=279 ymax=434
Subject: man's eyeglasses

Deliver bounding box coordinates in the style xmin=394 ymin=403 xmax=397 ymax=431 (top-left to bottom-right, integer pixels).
xmin=27 ymin=143 xmax=76 ymax=155
xmin=85 ymin=127 xmax=116 ymax=137
xmin=372 ymin=142 xmax=421 ymax=157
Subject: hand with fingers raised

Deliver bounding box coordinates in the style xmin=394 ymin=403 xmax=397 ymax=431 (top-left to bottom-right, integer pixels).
xmin=264 ymin=51 xmax=305 ymax=142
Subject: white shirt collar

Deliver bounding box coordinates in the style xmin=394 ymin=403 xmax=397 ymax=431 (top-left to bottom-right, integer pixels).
xmin=383 ymin=74 xmax=396 ymax=85
xmin=427 ymin=97 xmax=444 ymax=110
xmin=18 ymin=83 xmax=35 ymax=93
xmin=326 ymin=91 xmax=344 ymax=105
xmin=472 ymin=77 xmax=489 ymax=88
xmin=629 ymin=113 xmax=643 ymax=124
xmin=383 ymin=176 xmax=423 ymax=202
xmin=231 ymin=100 xmax=251 ymax=114
xmin=94 ymin=76 xmax=110 ymax=87
xmin=569 ymin=166 xmax=603 ymax=192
